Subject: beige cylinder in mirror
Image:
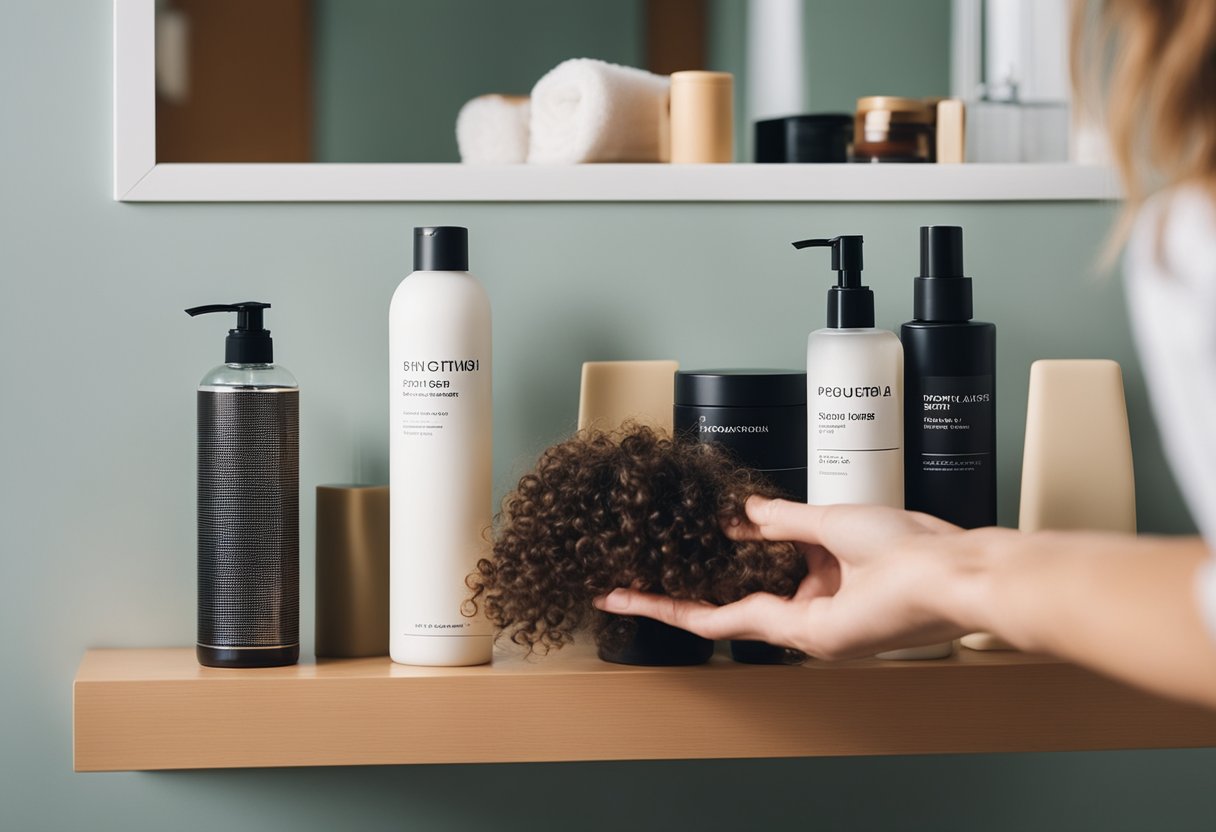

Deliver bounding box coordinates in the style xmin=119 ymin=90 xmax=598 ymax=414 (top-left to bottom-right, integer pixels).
xmin=669 ymin=71 xmax=734 ymax=163
xmin=935 ymin=99 xmax=966 ymax=164
xmin=963 ymin=359 xmax=1137 ymax=651
xmin=316 ymin=484 xmax=390 ymax=658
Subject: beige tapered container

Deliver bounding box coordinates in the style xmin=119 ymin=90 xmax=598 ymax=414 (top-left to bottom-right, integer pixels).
xmin=670 ymin=71 xmax=734 ymax=163
xmin=962 ymin=359 xmax=1137 ymax=651
xmin=1017 ymin=359 xmax=1136 ymax=533
xmin=577 ymin=360 xmax=679 ymax=434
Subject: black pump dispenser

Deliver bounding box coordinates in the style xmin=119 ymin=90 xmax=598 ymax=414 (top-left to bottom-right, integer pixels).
xmin=914 ymin=226 xmax=973 ymax=321
xmin=792 ymin=235 xmax=874 ymax=328
xmin=185 ymin=302 xmax=274 ymax=364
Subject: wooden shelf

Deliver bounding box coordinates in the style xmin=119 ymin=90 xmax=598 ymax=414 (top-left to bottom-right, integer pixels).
xmin=73 ymin=645 xmax=1216 ymax=771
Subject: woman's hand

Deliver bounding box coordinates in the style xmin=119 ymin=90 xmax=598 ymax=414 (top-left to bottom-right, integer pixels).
xmin=593 ymin=496 xmax=1005 ymax=659
xmin=593 ymin=496 xmax=1216 ymax=706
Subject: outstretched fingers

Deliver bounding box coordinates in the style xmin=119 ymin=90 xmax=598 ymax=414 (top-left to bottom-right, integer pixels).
xmin=726 ymin=497 xmax=833 ymax=545
xmin=594 ymin=589 xmax=799 ymax=645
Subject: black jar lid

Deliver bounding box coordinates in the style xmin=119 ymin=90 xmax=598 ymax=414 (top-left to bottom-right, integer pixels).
xmin=755 ymin=114 xmax=853 ymax=163
xmin=675 ymin=369 xmax=807 ymax=408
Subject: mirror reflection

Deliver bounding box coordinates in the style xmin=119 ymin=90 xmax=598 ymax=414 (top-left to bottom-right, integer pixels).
xmin=154 ymin=1 xmax=1070 ymax=165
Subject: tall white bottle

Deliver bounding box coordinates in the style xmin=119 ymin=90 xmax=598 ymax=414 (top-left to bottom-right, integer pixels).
xmin=795 ymin=236 xmax=949 ymax=660
xmin=389 ymin=226 xmax=493 ymax=666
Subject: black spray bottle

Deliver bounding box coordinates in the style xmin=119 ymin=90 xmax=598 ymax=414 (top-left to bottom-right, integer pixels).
xmin=901 ymin=227 xmax=996 ymax=528
xmin=186 ymin=302 xmax=299 ymax=668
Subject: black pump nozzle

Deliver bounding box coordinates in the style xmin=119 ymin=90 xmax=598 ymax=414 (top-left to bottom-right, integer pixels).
xmin=793 ymin=236 xmax=864 ymax=286
xmin=792 ymin=235 xmax=873 ymax=328
xmin=185 ymin=301 xmax=274 ymax=364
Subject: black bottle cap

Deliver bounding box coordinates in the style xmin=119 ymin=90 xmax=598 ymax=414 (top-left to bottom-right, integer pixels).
xmin=185 ymin=301 xmax=274 ymax=364
xmin=675 ymin=369 xmax=807 ymax=408
xmin=791 ymin=235 xmax=875 ymax=328
xmin=414 ymin=226 xmax=469 ymax=271
xmin=914 ymin=225 xmax=973 ymax=321
xmin=920 ymin=225 xmax=964 ymax=277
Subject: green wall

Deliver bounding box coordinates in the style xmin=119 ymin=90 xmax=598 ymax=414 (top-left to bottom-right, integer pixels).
xmin=802 ymin=0 xmax=952 ymax=113
xmin=1 ymin=1 xmax=1213 ymax=830
xmin=313 ymin=0 xmax=644 ymax=162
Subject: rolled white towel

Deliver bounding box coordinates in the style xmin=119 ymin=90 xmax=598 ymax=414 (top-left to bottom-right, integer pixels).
xmin=456 ymin=95 xmax=531 ymax=164
xmin=528 ymin=58 xmax=670 ymax=164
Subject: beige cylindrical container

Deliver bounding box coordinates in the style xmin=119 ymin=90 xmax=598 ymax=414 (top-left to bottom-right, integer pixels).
xmin=670 ymin=71 xmax=734 ymax=163
xmin=316 ymin=484 xmax=390 ymax=658
xmin=935 ymin=99 xmax=966 ymax=164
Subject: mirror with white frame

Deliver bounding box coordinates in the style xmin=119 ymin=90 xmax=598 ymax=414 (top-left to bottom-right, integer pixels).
xmin=116 ymin=0 xmax=1113 ymax=202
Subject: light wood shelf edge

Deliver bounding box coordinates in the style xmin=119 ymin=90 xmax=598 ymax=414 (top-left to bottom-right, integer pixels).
xmin=73 ymin=645 xmax=1216 ymax=771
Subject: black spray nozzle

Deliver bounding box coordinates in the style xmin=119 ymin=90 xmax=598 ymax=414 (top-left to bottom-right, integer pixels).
xmin=914 ymin=226 xmax=973 ymax=321
xmin=920 ymin=225 xmax=964 ymax=278
xmin=792 ymin=235 xmax=873 ymax=328
xmin=185 ymin=301 xmax=274 ymax=364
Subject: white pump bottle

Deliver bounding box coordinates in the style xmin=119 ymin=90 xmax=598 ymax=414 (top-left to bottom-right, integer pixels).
xmin=795 ymin=236 xmax=904 ymax=508
xmin=795 ymin=236 xmax=950 ymax=660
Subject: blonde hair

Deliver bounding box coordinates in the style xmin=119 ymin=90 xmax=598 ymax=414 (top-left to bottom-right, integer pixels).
xmin=1072 ymin=0 xmax=1216 ymax=247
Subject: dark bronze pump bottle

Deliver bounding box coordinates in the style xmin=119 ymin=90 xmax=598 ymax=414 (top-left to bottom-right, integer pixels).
xmin=901 ymin=227 xmax=997 ymax=529
xmin=186 ymin=302 xmax=299 ymax=668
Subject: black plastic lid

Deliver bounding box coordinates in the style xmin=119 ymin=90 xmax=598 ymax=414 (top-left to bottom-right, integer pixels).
xmin=755 ymin=114 xmax=852 ymax=163
xmin=185 ymin=301 xmax=274 ymax=364
xmin=414 ymin=226 xmax=469 ymax=271
xmin=913 ymin=225 xmax=973 ymax=321
xmin=792 ymin=235 xmax=875 ymax=328
xmin=675 ymin=369 xmax=807 ymax=408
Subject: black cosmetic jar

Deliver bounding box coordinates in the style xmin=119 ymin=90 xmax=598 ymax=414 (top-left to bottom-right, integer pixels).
xmin=674 ymin=369 xmax=808 ymax=664
xmin=754 ymin=114 xmax=853 ymax=162
xmin=675 ymin=369 xmax=807 ymax=500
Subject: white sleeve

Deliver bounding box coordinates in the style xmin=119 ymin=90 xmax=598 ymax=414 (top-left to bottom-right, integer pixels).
xmin=1125 ymin=187 xmax=1216 ymax=639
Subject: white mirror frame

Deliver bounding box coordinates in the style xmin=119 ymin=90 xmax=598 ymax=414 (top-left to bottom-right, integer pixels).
xmin=114 ymin=0 xmax=1119 ymax=203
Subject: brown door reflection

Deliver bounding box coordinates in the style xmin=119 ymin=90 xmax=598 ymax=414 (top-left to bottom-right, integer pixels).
xmin=156 ymin=0 xmax=312 ymax=163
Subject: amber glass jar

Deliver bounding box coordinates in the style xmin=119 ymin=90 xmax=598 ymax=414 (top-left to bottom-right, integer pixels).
xmin=852 ymin=96 xmax=934 ymax=163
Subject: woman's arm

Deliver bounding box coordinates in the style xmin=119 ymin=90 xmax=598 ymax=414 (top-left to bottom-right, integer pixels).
xmin=595 ymin=497 xmax=1216 ymax=709
xmin=972 ymin=528 xmax=1216 ymax=706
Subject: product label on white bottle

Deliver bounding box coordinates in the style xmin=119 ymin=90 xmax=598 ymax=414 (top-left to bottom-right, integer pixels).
xmin=809 ymin=383 xmax=902 ymax=507
xmin=398 ymin=358 xmax=481 ymax=438
xmin=393 ymin=355 xmax=491 ymax=640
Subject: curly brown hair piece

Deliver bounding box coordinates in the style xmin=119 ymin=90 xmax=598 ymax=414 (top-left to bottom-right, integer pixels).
xmin=466 ymin=425 xmax=807 ymax=656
